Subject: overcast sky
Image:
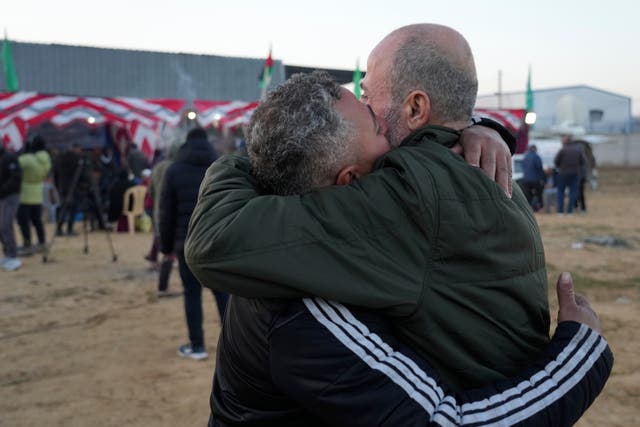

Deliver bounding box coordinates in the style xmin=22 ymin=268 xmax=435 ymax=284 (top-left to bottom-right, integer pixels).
xmin=3 ymin=0 xmax=639 ymax=113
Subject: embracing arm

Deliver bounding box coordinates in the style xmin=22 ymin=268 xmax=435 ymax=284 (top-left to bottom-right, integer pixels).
xmin=185 ymin=154 xmax=425 ymax=310
xmin=456 ymin=119 xmax=515 ymax=197
xmin=271 ymin=276 xmax=612 ymax=426
xmin=274 ymin=311 xmax=611 ymax=427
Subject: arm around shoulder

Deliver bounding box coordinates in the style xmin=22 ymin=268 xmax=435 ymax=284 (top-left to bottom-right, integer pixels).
xmin=185 ymin=153 xmax=425 ymax=310
xmin=271 ymin=301 xmax=613 ymax=427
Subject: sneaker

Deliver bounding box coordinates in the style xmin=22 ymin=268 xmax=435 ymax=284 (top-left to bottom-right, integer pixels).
xmin=33 ymin=243 xmax=47 ymax=253
xmin=17 ymin=246 xmax=34 ymax=256
xmin=3 ymin=257 xmax=22 ymax=272
xmin=177 ymin=344 xmax=208 ymax=360
xmin=158 ymin=289 xmax=182 ymax=298
xmin=144 ymin=253 xmax=157 ymax=263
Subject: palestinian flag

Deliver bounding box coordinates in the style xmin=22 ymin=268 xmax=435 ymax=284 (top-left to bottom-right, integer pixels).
xmin=259 ymin=47 xmax=274 ymax=97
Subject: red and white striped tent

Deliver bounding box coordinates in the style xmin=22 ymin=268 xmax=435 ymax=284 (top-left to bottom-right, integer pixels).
xmin=194 ymin=100 xmax=258 ymax=130
xmin=0 ymin=92 xmax=258 ymax=157
xmin=474 ymin=108 xmax=529 ymax=154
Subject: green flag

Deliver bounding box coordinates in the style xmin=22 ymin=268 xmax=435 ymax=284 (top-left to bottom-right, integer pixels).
xmin=353 ymin=58 xmax=362 ymax=100
xmin=525 ymin=65 xmax=533 ymax=111
xmin=2 ymin=32 xmax=19 ymax=92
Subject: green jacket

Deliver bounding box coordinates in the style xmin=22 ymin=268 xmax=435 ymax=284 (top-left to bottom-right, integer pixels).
xmin=186 ymin=125 xmax=550 ymax=390
xmin=149 ymin=141 xmax=181 ymax=227
xmin=18 ymin=150 xmax=52 ymax=205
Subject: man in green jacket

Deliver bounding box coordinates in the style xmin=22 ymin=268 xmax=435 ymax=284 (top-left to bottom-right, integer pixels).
xmin=186 ymin=24 xmax=547 ymax=391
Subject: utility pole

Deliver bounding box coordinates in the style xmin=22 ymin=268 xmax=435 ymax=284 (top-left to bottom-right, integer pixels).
xmin=497 ymin=69 xmax=503 ymax=109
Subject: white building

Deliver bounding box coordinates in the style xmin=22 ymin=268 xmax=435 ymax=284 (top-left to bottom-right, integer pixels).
xmin=476 ymin=85 xmax=632 ymax=135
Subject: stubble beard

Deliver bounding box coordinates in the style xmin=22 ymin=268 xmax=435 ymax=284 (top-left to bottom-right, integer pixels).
xmin=381 ymin=103 xmax=405 ymax=148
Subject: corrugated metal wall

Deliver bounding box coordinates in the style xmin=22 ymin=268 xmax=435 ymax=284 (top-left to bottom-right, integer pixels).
xmin=476 ymin=86 xmax=633 ymax=134
xmin=0 ymin=42 xmax=285 ymax=101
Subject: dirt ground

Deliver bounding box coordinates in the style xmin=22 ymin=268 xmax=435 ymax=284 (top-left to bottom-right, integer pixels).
xmin=1 ymin=167 xmax=639 ymax=427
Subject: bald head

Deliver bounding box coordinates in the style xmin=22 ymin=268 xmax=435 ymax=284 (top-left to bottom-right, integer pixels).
xmin=388 ymin=24 xmax=476 ymax=73
xmin=378 ymin=23 xmax=478 ymax=124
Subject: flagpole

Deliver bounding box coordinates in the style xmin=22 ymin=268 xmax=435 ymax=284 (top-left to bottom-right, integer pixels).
xmin=497 ymin=69 xmax=502 ymax=109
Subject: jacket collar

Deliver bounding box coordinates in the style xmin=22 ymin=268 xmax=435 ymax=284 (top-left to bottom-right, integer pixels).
xmin=399 ymin=125 xmax=461 ymax=149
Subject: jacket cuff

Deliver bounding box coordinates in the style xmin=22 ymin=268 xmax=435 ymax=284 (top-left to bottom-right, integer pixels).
xmin=474 ymin=117 xmax=518 ymax=155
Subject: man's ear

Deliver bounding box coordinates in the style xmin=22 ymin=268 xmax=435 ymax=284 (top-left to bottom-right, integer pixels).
xmin=335 ymin=165 xmax=360 ymax=186
xmin=403 ymin=90 xmax=431 ymax=130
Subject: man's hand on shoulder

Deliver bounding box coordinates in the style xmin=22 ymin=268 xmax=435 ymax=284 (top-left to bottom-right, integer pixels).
xmin=453 ymin=125 xmax=513 ymax=198
xmin=556 ymin=272 xmax=602 ymax=334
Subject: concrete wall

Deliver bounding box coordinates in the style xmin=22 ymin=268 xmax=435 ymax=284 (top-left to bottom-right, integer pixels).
xmin=592 ymin=134 xmax=640 ymax=167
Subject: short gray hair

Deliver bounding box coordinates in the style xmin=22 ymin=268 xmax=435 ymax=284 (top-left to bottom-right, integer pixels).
xmin=247 ymin=71 xmax=355 ymax=195
xmin=390 ymin=37 xmax=478 ymax=122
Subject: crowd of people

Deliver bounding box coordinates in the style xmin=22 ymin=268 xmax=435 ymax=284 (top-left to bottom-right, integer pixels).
xmin=0 ymin=133 xmax=204 ymax=270
xmin=519 ymin=135 xmax=597 ymax=214
xmin=0 ymin=127 xmax=235 ymax=364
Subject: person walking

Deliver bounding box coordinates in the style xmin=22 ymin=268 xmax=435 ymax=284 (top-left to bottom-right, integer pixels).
xmin=574 ymin=140 xmax=596 ymax=213
xmin=521 ymin=144 xmax=546 ymax=210
xmin=0 ymin=145 xmax=23 ymax=271
xmin=148 ymin=141 xmax=181 ymax=296
xmin=159 ymin=128 xmax=228 ymax=360
xmin=554 ymin=134 xmax=586 ymax=215
xmin=17 ymin=136 xmax=51 ymax=254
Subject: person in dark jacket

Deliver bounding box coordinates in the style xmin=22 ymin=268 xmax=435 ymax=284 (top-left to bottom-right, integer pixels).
xmin=573 ymin=140 xmax=596 ymax=212
xmin=126 ymin=143 xmax=150 ymax=179
xmin=148 ymin=141 xmax=182 ymax=296
xmin=96 ymin=146 xmax=119 ymax=217
xmin=209 ymin=274 xmax=612 ymax=427
xmin=0 ymin=145 xmax=23 ymax=271
xmin=106 ymin=168 xmax=135 ymax=227
xmin=521 ymin=144 xmax=546 ymax=210
xmin=159 ymin=128 xmax=228 ymax=360
xmin=554 ymin=134 xmax=586 ymax=215
xmin=53 ymin=143 xmax=89 ymax=236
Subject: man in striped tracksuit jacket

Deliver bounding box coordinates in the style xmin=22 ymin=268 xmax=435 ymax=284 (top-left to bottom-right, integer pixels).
xmin=209 ymin=274 xmax=611 ymax=426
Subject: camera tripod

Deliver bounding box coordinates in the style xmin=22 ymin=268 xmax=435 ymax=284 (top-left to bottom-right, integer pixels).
xmin=43 ymin=156 xmax=118 ymax=263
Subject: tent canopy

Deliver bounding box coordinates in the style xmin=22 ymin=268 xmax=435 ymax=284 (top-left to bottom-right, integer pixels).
xmin=0 ymin=91 xmax=257 ymax=157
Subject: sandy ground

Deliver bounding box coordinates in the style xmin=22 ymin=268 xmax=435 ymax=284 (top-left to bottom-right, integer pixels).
xmin=1 ymin=167 xmax=639 ymax=427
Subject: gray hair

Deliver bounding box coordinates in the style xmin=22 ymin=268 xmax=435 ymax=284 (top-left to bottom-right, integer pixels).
xmin=247 ymin=71 xmax=355 ymax=195
xmin=390 ymin=36 xmax=478 ymax=122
